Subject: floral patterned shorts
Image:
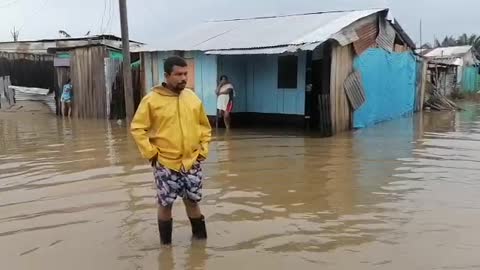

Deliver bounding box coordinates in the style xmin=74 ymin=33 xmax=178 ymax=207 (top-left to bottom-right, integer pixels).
xmin=153 ymin=162 xmax=203 ymax=207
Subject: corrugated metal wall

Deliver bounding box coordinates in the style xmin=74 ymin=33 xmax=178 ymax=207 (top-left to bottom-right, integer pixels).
xmin=70 ymin=46 xmax=108 ymax=118
xmin=330 ymin=44 xmax=354 ymax=134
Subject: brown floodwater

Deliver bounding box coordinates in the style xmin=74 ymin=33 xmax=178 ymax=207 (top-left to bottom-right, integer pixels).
xmin=2 ymin=104 xmax=480 ymax=270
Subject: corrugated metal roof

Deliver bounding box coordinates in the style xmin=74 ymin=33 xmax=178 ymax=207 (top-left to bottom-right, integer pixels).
xmin=139 ymin=8 xmax=387 ymax=53
xmin=429 ymin=57 xmax=463 ymax=66
xmin=424 ymin=46 xmax=472 ymax=58
xmin=205 ymin=42 xmax=322 ymax=55
xmin=376 ymin=19 xmax=396 ymax=52
xmin=0 ymin=35 xmax=142 ymax=45
xmin=0 ymin=35 xmax=143 ymax=55
xmin=353 ymin=20 xmax=378 ymax=55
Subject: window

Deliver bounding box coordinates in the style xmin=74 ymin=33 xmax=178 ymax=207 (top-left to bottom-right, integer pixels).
xmin=277 ymin=55 xmax=298 ymax=89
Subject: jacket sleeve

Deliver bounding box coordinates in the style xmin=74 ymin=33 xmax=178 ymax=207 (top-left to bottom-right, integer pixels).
xmin=198 ymin=104 xmax=212 ymax=159
xmin=130 ymin=97 xmax=157 ymax=160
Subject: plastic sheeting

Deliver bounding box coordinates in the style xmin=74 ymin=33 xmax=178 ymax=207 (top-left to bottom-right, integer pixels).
xmin=353 ymin=49 xmax=416 ymax=128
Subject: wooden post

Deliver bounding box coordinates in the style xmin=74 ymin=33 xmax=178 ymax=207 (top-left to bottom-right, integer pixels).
xmin=419 ymin=60 xmax=427 ymax=111
xmin=119 ymin=0 xmax=134 ymax=121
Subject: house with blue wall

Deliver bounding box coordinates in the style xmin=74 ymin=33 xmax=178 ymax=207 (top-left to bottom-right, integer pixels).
xmin=421 ymin=46 xmax=479 ymax=95
xmin=136 ymin=8 xmax=420 ymax=134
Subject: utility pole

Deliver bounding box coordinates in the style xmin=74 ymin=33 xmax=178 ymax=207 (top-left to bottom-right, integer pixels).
xmin=119 ymin=0 xmax=134 ymax=121
xmin=419 ymin=19 xmax=422 ymax=49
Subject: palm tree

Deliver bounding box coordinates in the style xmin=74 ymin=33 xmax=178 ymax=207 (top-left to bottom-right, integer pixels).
xmin=440 ymin=36 xmax=457 ymax=47
xmin=433 ymin=34 xmax=480 ymax=53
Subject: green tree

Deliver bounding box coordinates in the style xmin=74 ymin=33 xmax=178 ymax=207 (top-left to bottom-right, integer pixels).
xmin=429 ymin=34 xmax=480 ymax=53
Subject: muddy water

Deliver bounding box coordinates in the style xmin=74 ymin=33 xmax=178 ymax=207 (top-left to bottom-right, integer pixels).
xmin=1 ymin=105 xmax=480 ymax=270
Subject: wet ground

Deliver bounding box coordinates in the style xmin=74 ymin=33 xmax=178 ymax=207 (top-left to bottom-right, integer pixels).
xmin=1 ymin=104 xmax=480 ymax=270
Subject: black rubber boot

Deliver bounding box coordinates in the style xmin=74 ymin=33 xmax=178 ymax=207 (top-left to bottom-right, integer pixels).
xmin=158 ymin=219 xmax=173 ymax=245
xmin=189 ymin=215 xmax=207 ymax=239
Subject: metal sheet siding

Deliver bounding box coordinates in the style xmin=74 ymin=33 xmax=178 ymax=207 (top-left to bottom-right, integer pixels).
xmin=12 ymin=86 xmax=56 ymax=113
xmin=344 ymin=71 xmax=366 ymax=110
xmin=353 ymin=21 xmax=378 ymax=55
xmin=376 ymin=19 xmax=396 ymax=52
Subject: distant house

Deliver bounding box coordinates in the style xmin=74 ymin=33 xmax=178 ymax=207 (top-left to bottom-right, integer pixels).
xmin=137 ymin=8 xmax=421 ymax=134
xmin=0 ymin=35 xmax=143 ymax=117
xmin=421 ymin=46 xmax=479 ymax=94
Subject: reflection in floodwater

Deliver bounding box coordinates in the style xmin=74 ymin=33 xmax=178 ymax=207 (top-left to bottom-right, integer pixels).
xmin=1 ymin=104 xmax=480 ymax=269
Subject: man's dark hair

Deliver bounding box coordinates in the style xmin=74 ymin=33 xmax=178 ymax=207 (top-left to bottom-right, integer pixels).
xmin=164 ymin=56 xmax=187 ymax=75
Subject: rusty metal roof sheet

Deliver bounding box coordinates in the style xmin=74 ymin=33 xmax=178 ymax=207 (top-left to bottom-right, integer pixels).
xmin=376 ymin=19 xmax=396 ymax=52
xmin=353 ymin=21 xmax=378 ymax=55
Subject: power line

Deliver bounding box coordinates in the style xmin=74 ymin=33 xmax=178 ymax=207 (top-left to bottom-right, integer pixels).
xmin=105 ymin=0 xmax=114 ymax=34
xmin=99 ymin=0 xmax=108 ymax=34
xmin=0 ymin=0 xmax=22 ymax=8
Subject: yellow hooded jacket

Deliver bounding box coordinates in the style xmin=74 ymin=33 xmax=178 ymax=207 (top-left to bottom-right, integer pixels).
xmin=130 ymin=84 xmax=212 ymax=171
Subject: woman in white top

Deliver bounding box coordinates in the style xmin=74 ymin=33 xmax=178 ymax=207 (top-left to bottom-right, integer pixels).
xmin=216 ymin=75 xmax=234 ymax=129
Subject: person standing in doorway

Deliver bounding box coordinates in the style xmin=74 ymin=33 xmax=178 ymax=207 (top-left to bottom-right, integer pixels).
xmin=61 ymin=79 xmax=73 ymax=117
xmin=131 ymin=56 xmax=212 ymax=246
xmin=216 ymin=75 xmax=234 ymax=129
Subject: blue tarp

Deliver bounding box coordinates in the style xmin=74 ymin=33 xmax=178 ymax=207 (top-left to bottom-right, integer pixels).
xmin=353 ymin=49 xmax=417 ymax=128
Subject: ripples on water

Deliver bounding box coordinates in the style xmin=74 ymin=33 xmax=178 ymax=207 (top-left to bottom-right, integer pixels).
xmin=1 ymin=104 xmax=480 ymax=269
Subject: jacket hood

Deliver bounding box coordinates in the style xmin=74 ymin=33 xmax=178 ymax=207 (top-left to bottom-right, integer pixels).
xmin=152 ymin=83 xmax=180 ymax=96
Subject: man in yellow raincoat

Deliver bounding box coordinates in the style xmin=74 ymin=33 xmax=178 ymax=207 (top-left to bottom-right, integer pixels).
xmin=131 ymin=56 xmax=211 ymax=245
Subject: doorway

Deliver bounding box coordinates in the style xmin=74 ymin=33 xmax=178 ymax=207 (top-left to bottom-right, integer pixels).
xmin=305 ymin=43 xmax=332 ymax=135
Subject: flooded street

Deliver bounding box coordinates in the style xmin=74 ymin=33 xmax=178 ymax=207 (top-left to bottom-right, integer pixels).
xmin=2 ymin=104 xmax=480 ymax=270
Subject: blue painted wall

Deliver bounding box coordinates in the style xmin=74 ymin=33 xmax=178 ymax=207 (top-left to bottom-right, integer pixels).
xmin=353 ymin=49 xmax=417 ymax=128
xmin=462 ymin=66 xmax=480 ymax=93
xmin=194 ymin=52 xmax=218 ymax=115
xmin=218 ymin=55 xmax=248 ymax=112
xmin=218 ymin=53 xmax=306 ymax=115
xmin=142 ymin=51 xmax=305 ymax=116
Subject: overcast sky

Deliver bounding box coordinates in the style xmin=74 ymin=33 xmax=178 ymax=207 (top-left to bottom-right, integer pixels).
xmin=0 ymin=0 xmax=478 ymax=47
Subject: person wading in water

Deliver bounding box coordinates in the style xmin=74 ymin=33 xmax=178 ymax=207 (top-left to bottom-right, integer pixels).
xmin=61 ymin=79 xmax=73 ymax=117
xmin=216 ymin=75 xmax=234 ymax=129
xmin=131 ymin=56 xmax=212 ymax=245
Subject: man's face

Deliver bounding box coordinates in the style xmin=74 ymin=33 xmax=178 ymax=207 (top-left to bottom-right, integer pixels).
xmin=165 ymin=65 xmax=188 ymax=91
